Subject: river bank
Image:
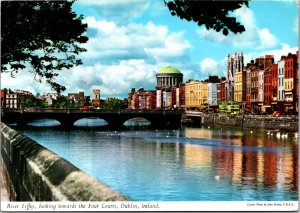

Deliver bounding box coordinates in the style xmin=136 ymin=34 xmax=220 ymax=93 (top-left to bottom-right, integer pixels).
xmin=184 ymin=113 xmax=299 ymax=132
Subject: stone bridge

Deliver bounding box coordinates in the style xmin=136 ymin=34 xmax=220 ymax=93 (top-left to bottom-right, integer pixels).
xmin=1 ymin=109 xmax=183 ymax=129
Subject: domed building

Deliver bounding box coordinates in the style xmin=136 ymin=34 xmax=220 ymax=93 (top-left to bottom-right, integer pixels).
xmin=156 ymin=66 xmax=184 ymax=109
xmin=156 ymin=66 xmax=183 ymax=90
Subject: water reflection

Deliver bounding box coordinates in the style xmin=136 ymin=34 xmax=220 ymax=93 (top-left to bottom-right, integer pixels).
xmin=183 ymin=127 xmax=298 ymax=194
xmin=14 ymin=124 xmax=298 ymax=201
xmin=124 ymin=118 xmax=151 ymax=126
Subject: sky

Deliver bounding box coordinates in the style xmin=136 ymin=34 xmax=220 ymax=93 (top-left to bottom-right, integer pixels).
xmin=1 ymin=0 xmax=299 ymax=98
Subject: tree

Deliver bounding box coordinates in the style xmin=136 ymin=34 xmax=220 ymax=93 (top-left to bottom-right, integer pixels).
xmin=53 ymin=96 xmax=69 ymax=109
xmin=164 ymin=0 xmax=249 ymax=35
xmin=1 ymin=1 xmax=88 ymax=93
xmin=102 ymin=98 xmax=126 ymax=110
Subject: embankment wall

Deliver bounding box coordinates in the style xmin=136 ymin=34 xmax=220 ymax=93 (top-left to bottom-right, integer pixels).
xmin=201 ymin=114 xmax=298 ymax=132
xmin=0 ymin=122 xmax=129 ymax=201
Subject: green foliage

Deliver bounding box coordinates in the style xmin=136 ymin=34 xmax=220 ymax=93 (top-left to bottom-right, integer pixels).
xmin=20 ymin=97 xmax=48 ymax=108
xmin=1 ymin=1 xmax=88 ymax=93
xmin=70 ymin=102 xmax=85 ymax=109
xmin=36 ymin=99 xmax=48 ymax=108
xmin=165 ymin=0 xmax=249 ymax=35
xmin=102 ymin=98 xmax=126 ymax=109
xmin=53 ymin=96 xmax=69 ymax=109
xmin=20 ymin=98 xmax=34 ymax=108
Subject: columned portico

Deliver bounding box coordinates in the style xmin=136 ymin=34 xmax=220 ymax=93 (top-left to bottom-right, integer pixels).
xmin=156 ymin=66 xmax=183 ymax=90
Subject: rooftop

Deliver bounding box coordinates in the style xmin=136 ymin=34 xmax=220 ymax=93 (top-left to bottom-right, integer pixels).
xmin=158 ymin=66 xmax=181 ymax=74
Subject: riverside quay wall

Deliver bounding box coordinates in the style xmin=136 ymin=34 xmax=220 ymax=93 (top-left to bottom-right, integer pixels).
xmin=201 ymin=114 xmax=298 ymax=132
xmin=0 ymin=122 xmax=129 ymax=201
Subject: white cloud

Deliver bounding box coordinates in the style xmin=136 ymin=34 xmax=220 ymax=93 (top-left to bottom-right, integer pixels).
xmin=2 ymin=16 xmax=192 ymax=98
xmin=56 ymin=59 xmax=158 ymax=98
xmin=258 ymin=28 xmax=278 ymax=49
xmin=242 ymin=43 xmax=298 ymax=64
xmin=200 ymin=58 xmax=218 ymax=74
xmin=144 ymin=32 xmax=191 ymax=62
xmin=81 ymin=17 xmax=191 ymax=65
xmin=1 ymin=71 xmax=56 ymax=95
xmin=197 ymin=5 xmax=278 ymax=49
xmin=259 ymin=43 xmax=298 ymax=62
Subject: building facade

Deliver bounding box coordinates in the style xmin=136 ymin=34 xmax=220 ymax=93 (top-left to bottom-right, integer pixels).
xmin=284 ymin=53 xmax=297 ymax=112
xmin=271 ymin=63 xmax=279 ymax=111
xmin=263 ymin=67 xmax=272 ymax=113
xmin=185 ymin=80 xmax=200 ymax=111
xmin=208 ymin=83 xmax=218 ymax=107
xmin=277 ymin=58 xmax=285 ymax=112
xmin=250 ymin=66 xmax=259 ymax=113
xmin=234 ymin=71 xmax=243 ymax=103
xmin=258 ymin=69 xmax=264 ymax=110
xmin=156 ymin=66 xmax=183 ymax=109
xmin=220 ymin=78 xmax=226 ymax=103
xmin=92 ymin=89 xmax=101 ymax=107
xmin=185 ymin=80 xmax=208 ymax=111
xmin=156 ymin=66 xmax=183 ymax=90
xmin=1 ymin=89 xmax=7 ymax=108
xmin=226 ymin=52 xmax=244 ymax=101
xmin=5 ymin=90 xmax=34 ymax=109
xmin=128 ymin=88 xmax=156 ymax=110
xmin=245 ymin=61 xmax=255 ymax=110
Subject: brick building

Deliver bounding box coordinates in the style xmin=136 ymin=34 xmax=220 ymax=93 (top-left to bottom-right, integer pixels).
xmin=271 ymin=63 xmax=278 ymax=111
xmin=263 ymin=67 xmax=272 ymax=113
xmin=128 ymin=88 xmax=156 ymax=110
xmin=284 ymin=52 xmax=298 ymax=112
xmin=219 ymin=77 xmax=226 ymax=103
xmin=1 ymin=89 xmax=7 ymax=108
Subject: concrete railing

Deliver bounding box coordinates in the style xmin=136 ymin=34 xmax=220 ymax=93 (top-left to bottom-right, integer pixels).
xmin=0 ymin=122 xmax=129 ymax=201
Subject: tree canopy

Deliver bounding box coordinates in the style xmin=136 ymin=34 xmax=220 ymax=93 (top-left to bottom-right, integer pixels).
xmin=1 ymin=0 xmax=88 ymax=93
xmin=165 ymin=0 xmax=249 ymax=35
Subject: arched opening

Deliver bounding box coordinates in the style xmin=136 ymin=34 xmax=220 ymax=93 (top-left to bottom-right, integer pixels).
xmin=124 ymin=117 xmax=151 ymax=127
xmin=74 ymin=117 xmax=108 ymax=127
xmin=27 ymin=119 xmax=61 ymax=127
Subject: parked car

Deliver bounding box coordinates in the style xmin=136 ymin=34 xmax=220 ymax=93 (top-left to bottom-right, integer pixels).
xmin=272 ymin=111 xmax=281 ymax=117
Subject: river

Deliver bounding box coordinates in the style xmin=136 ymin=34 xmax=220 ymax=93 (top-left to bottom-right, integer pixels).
xmin=10 ymin=118 xmax=298 ymax=201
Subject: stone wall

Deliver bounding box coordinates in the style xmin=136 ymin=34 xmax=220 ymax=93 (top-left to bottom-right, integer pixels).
xmin=201 ymin=114 xmax=298 ymax=132
xmin=0 ymin=122 xmax=129 ymax=201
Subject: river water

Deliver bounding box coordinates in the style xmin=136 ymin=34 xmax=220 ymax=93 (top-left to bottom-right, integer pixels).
xmin=11 ymin=119 xmax=298 ymax=201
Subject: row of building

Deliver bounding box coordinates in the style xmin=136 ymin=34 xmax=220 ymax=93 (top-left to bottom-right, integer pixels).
xmin=226 ymin=51 xmax=298 ymax=113
xmin=1 ymin=89 xmax=101 ymax=109
xmin=128 ymin=51 xmax=299 ymax=114
xmin=2 ymin=51 xmax=298 ymax=114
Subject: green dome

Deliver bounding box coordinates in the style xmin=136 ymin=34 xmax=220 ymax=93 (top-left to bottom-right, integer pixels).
xmin=159 ymin=66 xmax=181 ymax=74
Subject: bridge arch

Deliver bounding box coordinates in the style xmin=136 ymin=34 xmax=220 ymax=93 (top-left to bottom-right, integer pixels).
xmin=27 ymin=119 xmax=61 ymax=127
xmin=73 ymin=118 xmax=108 ymax=127
xmin=123 ymin=117 xmax=151 ymax=127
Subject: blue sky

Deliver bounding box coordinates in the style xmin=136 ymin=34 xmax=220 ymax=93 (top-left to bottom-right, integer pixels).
xmin=2 ymin=0 xmax=298 ymax=98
